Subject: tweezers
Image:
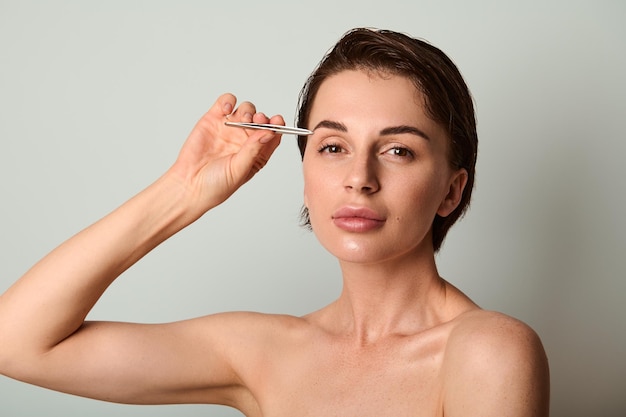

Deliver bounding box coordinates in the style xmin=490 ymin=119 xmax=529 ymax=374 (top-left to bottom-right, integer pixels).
xmin=225 ymin=121 xmax=313 ymax=136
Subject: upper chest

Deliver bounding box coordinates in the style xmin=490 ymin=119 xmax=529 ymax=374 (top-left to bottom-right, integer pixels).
xmin=247 ymin=331 xmax=449 ymax=417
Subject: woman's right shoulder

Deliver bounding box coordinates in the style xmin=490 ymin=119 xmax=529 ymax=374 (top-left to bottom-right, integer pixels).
xmin=191 ymin=311 xmax=318 ymax=377
xmin=194 ymin=311 xmax=316 ymax=345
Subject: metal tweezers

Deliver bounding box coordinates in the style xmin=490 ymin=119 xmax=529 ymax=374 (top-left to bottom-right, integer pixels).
xmin=225 ymin=121 xmax=313 ymax=136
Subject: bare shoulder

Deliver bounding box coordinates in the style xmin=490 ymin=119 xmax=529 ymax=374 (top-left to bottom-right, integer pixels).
xmin=447 ymin=310 xmax=545 ymax=357
xmin=196 ymin=310 xmax=312 ymax=346
xmin=442 ymin=310 xmax=550 ymax=416
xmin=195 ymin=310 xmax=314 ymax=361
xmin=182 ymin=311 xmax=312 ymax=412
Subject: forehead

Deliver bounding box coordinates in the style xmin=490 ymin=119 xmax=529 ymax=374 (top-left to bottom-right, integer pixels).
xmin=309 ymin=70 xmax=441 ymax=133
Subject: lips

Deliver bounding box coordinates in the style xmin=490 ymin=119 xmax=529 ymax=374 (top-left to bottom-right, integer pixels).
xmin=332 ymin=206 xmax=386 ymax=232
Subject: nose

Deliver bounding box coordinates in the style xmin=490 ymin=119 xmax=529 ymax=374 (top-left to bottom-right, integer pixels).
xmin=343 ymin=152 xmax=380 ymax=194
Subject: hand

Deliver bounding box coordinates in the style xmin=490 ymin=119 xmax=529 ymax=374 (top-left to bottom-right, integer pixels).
xmin=168 ymin=93 xmax=284 ymax=216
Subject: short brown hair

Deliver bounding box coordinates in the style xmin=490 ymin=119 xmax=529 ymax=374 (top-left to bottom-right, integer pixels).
xmin=295 ymin=28 xmax=478 ymax=252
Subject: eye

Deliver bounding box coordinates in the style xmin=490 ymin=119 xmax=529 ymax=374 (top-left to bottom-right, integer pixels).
xmin=318 ymin=143 xmax=343 ymax=154
xmin=385 ymin=146 xmax=413 ymax=158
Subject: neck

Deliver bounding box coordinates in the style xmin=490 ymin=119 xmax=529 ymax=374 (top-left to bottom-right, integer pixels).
xmin=331 ymin=250 xmax=449 ymax=345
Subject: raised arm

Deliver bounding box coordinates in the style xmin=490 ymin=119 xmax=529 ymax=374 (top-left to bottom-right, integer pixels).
xmin=0 ymin=93 xmax=283 ymax=406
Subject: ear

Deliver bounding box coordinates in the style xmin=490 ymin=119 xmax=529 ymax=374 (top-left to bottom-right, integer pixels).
xmin=437 ymin=168 xmax=468 ymax=217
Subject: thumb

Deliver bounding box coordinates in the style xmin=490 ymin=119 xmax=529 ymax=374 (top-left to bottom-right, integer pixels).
xmin=230 ymin=131 xmax=282 ymax=183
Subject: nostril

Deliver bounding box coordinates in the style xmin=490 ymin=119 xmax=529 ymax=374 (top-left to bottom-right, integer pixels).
xmin=343 ymin=159 xmax=380 ymax=193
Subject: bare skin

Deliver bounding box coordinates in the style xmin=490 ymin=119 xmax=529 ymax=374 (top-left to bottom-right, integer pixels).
xmin=0 ymin=70 xmax=550 ymax=416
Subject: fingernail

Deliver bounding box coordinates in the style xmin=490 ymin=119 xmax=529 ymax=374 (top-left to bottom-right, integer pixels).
xmin=223 ymin=102 xmax=233 ymax=114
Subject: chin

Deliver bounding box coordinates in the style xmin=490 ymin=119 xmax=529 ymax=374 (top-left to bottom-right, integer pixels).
xmin=315 ymin=227 xmax=435 ymax=266
xmin=317 ymin=235 xmax=393 ymax=264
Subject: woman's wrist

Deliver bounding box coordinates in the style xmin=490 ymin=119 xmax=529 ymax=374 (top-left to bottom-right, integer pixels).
xmin=128 ymin=172 xmax=205 ymax=250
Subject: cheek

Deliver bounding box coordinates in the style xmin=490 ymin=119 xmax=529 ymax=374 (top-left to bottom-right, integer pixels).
xmin=302 ymin=163 xmax=339 ymax=230
xmin=302 ymin=162 xmax=312 ymax=207
xmin=302 ymin=161 xmax=323 ymax=211
xmin=303 ymin=175 xmax=325 ymax=212
xmin=393 ymin=175 xmax=445 ymax=220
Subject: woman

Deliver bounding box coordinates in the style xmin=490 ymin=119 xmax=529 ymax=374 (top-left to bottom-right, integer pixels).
xmin=0 ymin=28 xmax=549 ymax=416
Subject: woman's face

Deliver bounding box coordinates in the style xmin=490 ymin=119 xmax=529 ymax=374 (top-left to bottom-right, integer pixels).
xmin=302 ymin=70 xmax=467 ymax=265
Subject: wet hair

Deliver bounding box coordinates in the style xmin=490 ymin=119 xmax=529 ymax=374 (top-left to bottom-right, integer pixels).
xmin=295 ymin=27 xmax=478 ymax=252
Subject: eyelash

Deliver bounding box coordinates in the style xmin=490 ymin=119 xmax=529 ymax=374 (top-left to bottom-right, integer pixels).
xmin=387 ymin=146 xmax=414 ymax=158
xmin=318 ymin=142 xmax=343 ymax=154
xmin=317 ymin=142 xmax=414 ymax=159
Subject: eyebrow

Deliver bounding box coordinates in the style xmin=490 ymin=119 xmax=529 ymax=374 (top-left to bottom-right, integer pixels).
xmin=380 ymin=125 xmax=431 ymax=141
xmin=313 ymin=119 xmax=430 ymax=141
xmin=313 ymin=120 xmax=347 ymax=132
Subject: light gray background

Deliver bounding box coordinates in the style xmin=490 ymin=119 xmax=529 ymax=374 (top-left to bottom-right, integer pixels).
xmin=1 ymin=1 xmax=624 ymax=416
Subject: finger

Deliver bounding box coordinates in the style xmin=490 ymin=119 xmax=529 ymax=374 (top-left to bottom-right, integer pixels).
xmin=252 ymin=112 xmax=269 ymax=124
xmin=258 ymin=114 xmax=285 ymax=144
xmin=189 ymin=93 xmax=237 ymax=142
xmin=232 ymin=131 xmax=282 ymax=180
xmin=268 ymin=114 xmax=286 ymax=126
xmin=231 ymin=101 xmax=257 ymax=123
xmin=211 ymin=93 xmax=237 ymax=118
xmin=259 ymin=131 xmax=281 ymax=145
